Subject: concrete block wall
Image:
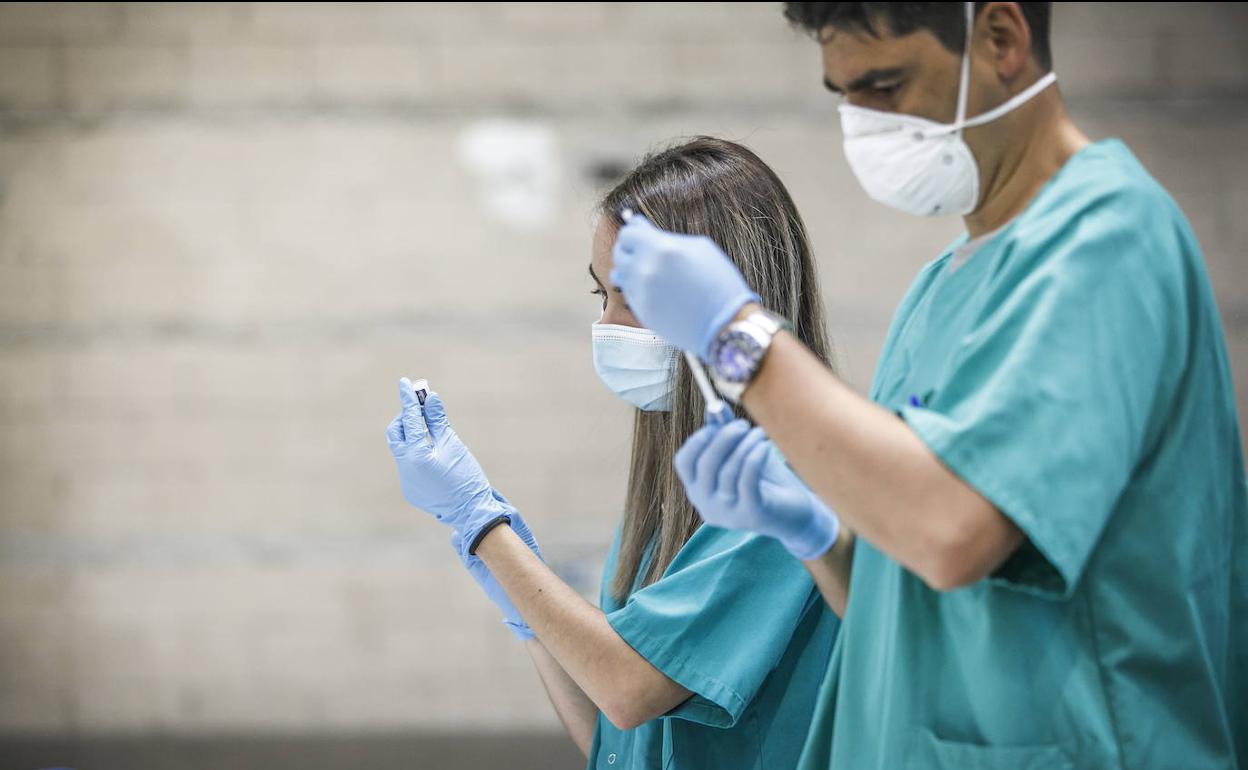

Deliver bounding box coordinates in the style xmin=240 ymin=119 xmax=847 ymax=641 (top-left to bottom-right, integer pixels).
xmin=0 ymin=0 xmax=1245 ymax=741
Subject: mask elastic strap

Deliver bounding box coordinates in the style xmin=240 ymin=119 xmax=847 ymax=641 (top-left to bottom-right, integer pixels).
xmin=923 ymin=68 xmax=1058 ymax=139
xmin=953 ymin=1 xmax=974 ymax=132
xmin=958 ymin=71 xmax=1058 ymax=130
xmin=936 ymin=2 xmax=1057 ymax=138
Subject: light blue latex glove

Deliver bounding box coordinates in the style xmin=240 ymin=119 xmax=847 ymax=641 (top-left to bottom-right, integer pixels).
xmin=674 ymin=419 xmax=840 ymax=560
xmin=610 ymin=213 xmax=760 ymax=358
xmin=386 ymin=377 xmax=513 ymax=554
xmin=450 ymin=491 xmax=542 ymax=641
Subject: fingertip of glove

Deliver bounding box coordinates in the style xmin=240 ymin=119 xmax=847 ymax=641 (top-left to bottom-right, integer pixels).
xmin=398 ymin=377 xmax=416 ymax=406
xmin=625 ymin=212 xmax=655 ymax=231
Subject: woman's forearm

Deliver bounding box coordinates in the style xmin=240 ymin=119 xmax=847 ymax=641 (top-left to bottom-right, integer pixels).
xmin=475 ymin=525 xmax=691 ymax=730
xmin=525 ymin=638 xmax=598 ymax=756
xmin=804 ymin=529 xmax=855 ymax=617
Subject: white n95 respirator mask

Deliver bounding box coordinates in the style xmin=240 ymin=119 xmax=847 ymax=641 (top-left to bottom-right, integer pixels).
xmin=838 ymin=1 xmax=1058 ymax=217
xmin=592 ymin=323 xmax=677 ymax=412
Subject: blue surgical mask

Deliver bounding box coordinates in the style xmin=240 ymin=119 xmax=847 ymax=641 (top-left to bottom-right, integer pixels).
xmin=591 ymin=323 xmax=677 ymax=412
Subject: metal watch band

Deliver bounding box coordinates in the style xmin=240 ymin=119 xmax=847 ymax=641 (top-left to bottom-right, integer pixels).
xmin=708 ymin=310 xmax=791 ymax=403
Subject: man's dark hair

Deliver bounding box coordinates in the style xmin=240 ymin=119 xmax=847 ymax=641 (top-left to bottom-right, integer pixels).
xmin=783 ymin=3 xmax=1052 ymax=72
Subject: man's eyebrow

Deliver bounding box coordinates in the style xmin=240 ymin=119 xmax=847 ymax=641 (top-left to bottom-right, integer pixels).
xmin=826 ymin=67 xmax=906 ymax=95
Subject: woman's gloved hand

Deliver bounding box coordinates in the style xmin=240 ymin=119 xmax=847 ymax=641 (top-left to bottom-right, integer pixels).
xmin=674 ymin=419 xmax=840 ymax=561
xmin=450 ymin=493 xmax=543 ymax=640
xmin=386 ymin=377 xmax=513 ymax=552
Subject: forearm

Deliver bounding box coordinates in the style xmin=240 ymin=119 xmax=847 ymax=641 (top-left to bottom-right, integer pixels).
xmin=525 ymin=638 xmax=598 ymax=757
xmin=475 ymin=525 xmax=690 ymax=729
xmin=742 ymin=326 xmax=1022 ymax=589
xmin=804 ymin=528 xmax=855 ymax=617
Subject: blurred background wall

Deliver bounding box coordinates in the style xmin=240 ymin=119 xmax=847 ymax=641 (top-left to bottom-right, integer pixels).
xmin=0 ymin=2 xmax=1245 ymax=768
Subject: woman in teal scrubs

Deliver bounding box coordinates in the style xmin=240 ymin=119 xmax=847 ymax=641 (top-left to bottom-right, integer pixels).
xmin=385 ymin=137 xmax=841 ymax=769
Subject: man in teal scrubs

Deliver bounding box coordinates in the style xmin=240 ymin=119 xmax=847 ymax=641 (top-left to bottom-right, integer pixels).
xmin=607 ymin=2 xmax=1247 ymax=768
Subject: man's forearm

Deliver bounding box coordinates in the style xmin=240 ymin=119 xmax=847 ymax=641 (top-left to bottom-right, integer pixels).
xmin=741 ymin=325 xmax=1023 ymax=590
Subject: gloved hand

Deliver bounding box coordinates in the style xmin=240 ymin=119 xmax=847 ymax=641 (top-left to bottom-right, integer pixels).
xmin=675 ymin=419 xmax=840 ymax=560
xmin=610 ymin=214 xmax=760 ymax=359
xmin=386 ymin=377 xmax=512 ymax=552
xmin=450 ymin=490 xmax=543 ymax=641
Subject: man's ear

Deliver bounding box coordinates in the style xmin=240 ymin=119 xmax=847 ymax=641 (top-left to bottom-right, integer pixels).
xmin=980 ymin=1 xmax=1034 ymax=83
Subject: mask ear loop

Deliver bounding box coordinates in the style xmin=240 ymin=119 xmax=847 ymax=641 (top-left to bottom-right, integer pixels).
xmin=953 ymin=1 xmax=974 ymax=135
xmin=916 ymin=1 xmax=975 ymax=141
xmin=924 ymin=2 xmax=1058 ymax=137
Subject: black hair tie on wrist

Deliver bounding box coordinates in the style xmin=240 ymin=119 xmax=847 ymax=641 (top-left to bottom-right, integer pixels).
xmin=468 ymin=515 xmax=512 ymax=556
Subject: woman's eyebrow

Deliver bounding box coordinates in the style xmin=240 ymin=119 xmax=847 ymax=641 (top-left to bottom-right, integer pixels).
xmin=588 ymin=263 xmax=624 ymax=292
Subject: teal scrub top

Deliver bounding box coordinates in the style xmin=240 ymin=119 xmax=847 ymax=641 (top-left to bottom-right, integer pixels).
xmin=797 ymin=139 xmax=1247 ymax=770
xmin=587 ymin=483 xmax=841 ymax=770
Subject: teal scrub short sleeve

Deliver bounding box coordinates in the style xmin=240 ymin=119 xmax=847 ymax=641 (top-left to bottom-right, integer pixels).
xmin=901 ymin=188 xmax=1188 ymax=599
xmin=605 ymin=526 xmax=817 ymax=728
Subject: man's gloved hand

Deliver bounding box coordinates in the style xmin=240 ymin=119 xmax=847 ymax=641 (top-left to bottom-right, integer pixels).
xmin=386 ymin=377 xmax=513 ymax=552
xmin=674 ymin=419 xmax=840 ymax=561
xmin=610 ymin=213 xmax=760 ymax=358
xmin=450 ymin=492 xmax=543 ymax=641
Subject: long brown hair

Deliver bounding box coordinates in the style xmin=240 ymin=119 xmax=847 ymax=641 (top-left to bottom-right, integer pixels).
xmin=599 ymin=137 xmax=835 ymax=602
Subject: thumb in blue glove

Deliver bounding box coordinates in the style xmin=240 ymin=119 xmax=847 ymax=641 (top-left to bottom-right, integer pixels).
xmin=386 ymin=377 xmax=512 ymax=547
xmin=674 ymin=419 xmax=839 ymax=560
xmin=610 ymin=213 xmax=760 ymax=358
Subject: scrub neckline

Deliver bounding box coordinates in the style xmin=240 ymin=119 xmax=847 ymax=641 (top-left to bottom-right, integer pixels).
xmin=940 ymin=137 xmax=1125 ymax=277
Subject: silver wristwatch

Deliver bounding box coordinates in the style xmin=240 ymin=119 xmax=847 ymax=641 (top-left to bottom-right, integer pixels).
xmin=706 ymin=309 xmax=791 ymax=403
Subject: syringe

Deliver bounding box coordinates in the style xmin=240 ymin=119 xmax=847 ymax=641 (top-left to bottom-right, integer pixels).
xmin=685 ymin=352 xmax=732 ymax=425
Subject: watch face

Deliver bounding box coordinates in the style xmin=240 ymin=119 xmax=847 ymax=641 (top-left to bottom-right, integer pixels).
xmin=712 ymin=330 xmax=763 ymax=382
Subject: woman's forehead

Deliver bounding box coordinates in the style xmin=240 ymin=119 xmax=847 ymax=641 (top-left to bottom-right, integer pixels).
xmin=591 ymin=217 xmax=618 ymax=273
